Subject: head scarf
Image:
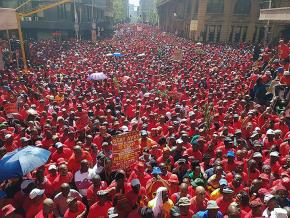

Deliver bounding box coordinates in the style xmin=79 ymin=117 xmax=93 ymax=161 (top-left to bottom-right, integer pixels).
xmin=152 ymin=187 xmax=167 ymax=217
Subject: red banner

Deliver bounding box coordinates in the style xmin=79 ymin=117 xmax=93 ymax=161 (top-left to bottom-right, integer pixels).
xmin=112 ymin=131 xmax=140 ymax=171
xmin=4 ymin=103 xmax=18 ymax=114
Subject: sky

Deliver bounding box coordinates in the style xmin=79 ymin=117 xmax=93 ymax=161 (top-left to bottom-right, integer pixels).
xmin=129 ymin=0 xmax=139 ymax=6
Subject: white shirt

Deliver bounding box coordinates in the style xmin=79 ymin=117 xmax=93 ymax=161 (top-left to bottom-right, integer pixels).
xmin=74 ymin=169 xmax=93 ymax=196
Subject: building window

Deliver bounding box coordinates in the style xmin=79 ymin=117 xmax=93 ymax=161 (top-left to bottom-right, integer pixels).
xmin=234 ymin=0 xmax=251 ymax=15
xmin=206 ymin=0 xmax=224 ymax=14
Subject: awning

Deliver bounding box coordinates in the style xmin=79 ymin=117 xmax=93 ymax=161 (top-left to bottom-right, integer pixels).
xmin=259 ymin=7 xmax=290 ymax=21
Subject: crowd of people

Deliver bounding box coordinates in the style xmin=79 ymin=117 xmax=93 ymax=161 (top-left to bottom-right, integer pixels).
xmin=0 ymin=24 xmax=289 ymax=218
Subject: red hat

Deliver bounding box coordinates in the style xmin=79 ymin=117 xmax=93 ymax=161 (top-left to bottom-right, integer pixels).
xmin=258 ymin=188 xmax=269 ymax=196
xmin=282 ymin=177 xmax=290 ymax=189
xmin=134 ymin=162 xmax=145 ymax=171
xmin=259 ymin=173 xmax=270 ymax=181
xmin=57 ymin=158 xmax=67 ymax=165
xmin=249 ymin=198 xmax=263 ymax=208
xmin=168 ymin=174 xmax=179 ymax=184
xmin=274 ymin=184 xmax=287 ymax=192
xmin=2 ymin=204 xmax=16 ymax=216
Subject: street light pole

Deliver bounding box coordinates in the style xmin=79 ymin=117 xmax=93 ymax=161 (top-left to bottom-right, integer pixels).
xmin=74 ymin=0 xmax=79 ymax=40
xmin=264 ymin=0 xmax=272 ymax=45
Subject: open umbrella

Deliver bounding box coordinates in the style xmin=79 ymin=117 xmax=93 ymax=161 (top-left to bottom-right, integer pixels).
xmin=88 ymin=72 xmax=108 ymax=81
xmin=0 ymin=146 xmax=51 ymax=182
xmin=137 ymin=53 xmax=145 ymax=57
xmin=106 ymin=53 xmax=113 ymax=57
xmin=113 ymin=52 xmax=123 ymax=57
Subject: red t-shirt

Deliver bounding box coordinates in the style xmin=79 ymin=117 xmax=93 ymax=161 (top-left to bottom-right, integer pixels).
xmin=87 ymin=201 xmax=112 ymax=218
xmin=64 ymin=201 xmax=86 ymax=218
xmin=26 ymin=203 xmax=43 ymax=218
xmin=216 ymin=196 xmax=232 ymax=215
xmin=35 ymin=210 xmax=54 ymax=218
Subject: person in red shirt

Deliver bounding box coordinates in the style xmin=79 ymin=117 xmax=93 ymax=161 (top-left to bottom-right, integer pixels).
xmin=244 ymin=198 xmax=264 ymax=218
xmin=87 ymin=174 xmax=107 ymax=206
xmin=26 ymin=188 xmax=45 ymax=218
xmin=52 ymin=164 xmax=73 ymax=193
xmin=228 ymin=174 xmax=244 ymax=195
xmin=87 ymin=190 xmax=112 ymax=218
xmin=190 ymin=186 xmax=208 ymax=214
xmin=278 ymin=39 xmax=290 ymax=60
xmin=176 ymin=197 xmax=194 ymax=218
xmin=216 ymin=187 xmax=235 ymax=215
xmin=63 ymin=197 xmax=86 ymax=218
xmin=46 ymin=164 xmax=58 ymax=185
xmin=67 ymin=145 xmax=93 ymax=173
xmin=35 ymin=198 xmax=54 ymax=218
xmin=222 ymin=151 xmax=236 ymax=173
xmin=128 ymin=162 xmax=152 ymax=187
xmin=51 ymin=142 xmax=73 ymax=162
xmin=125 ymin=179 xmax=146 ymax=208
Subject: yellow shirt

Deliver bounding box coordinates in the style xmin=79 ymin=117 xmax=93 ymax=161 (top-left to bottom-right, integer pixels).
xmin=210 ymin=188 xmax=222 ymax=200
xmin=148 ymin=199 xmax=174 ymax=218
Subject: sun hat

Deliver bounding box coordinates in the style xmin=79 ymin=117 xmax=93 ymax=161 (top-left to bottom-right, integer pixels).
xmin=206 ymin=200 xmax=219 ymax=209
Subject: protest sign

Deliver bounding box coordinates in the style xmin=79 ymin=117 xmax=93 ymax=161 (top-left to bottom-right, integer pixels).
xmin=112 ymin=131 xmax=140 ymax=171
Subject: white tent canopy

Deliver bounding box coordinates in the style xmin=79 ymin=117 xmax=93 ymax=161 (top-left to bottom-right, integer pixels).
xmin=0 ymin=8 xmax=17 ymax=30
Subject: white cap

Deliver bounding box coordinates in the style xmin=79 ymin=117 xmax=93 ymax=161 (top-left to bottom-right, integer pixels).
xmin=48 ymin=164 xmax=57 ymax=171
xmin=253 ymin=152 xmax=262 ymax=158
xmin=274 ymin=129 xmax=281 ymax=134
xmin=264 ymin=194 xmax=275 ymax=203
xmin=21 ymin=180 xmax=34 ymax=190
xmin=131 ymin=179 xmax=140 ymax=187
xmin=176 ymin=138 xmax=183 ymax=144
xmin=270 ymin=208 xmax=288 ymax=218
xmin=120 ymin=125 xmax=129 ymax=132
xmin=270 ymin=151 xmax=279 ymax=157
xmin=266 ymin=129 xmax=275 ymax=135
xmin=255 ymin=127 xmax=261 ymax=131
xmin=189 ymin=111 xmax=195 ymax=116
xmin=29 ymin=189 xmax=44 ymax=199
xmin=4 ymin=134 xmax=12 ymax=139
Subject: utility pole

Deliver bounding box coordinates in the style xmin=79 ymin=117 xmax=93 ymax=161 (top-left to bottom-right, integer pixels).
xmin=91 ymin=0 xmax=97 ymax=41
xmin=264 ymin=0 xmax=272 ymax=45
xmin=74 ymin=0 xmax=79 ymax=40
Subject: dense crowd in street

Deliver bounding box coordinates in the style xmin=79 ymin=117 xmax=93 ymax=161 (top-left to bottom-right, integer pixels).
xmin=0 ymin=24 xmax=289 ymax=218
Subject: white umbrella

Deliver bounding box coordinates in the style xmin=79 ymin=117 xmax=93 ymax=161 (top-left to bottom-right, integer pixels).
xmin=88 ymin=72 xmax=108 ymax=81
xmin=106 ymin=53 xmax=113 ymax=57
xmin=137 ymin=53 xmax=146 ymax=57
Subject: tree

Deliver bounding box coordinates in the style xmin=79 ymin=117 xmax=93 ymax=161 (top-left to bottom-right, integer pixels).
xmin=112 ymin=0 xmax=127 ymax=23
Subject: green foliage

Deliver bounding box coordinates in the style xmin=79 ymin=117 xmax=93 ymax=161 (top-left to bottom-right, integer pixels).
xmin=112 ymin=0 xmax=127 ymax=22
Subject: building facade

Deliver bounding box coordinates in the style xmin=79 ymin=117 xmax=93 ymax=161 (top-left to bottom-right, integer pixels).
xmin=140 ymin=0 xmax=158 ymax=25
xmin=157 ymin=0 xmax=290 ymax=43
xmin=0 ymin=0 xmax=113 ymax=40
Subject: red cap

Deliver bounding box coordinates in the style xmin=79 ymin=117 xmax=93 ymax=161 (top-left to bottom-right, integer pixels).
xmin=258 ymin=188 xmax=269 ymax=196
xmin=259 ymin=173 xmax=270 ymax=181
xmin=274 ymin=184 xmax=286 ymax=191
xmin=2 ymin=204 xmax=16 ymax=216
xmin=168 ymin=174 xmax=179 ymax=184
xmin=250 ymin=198 xmax=263 ymax=208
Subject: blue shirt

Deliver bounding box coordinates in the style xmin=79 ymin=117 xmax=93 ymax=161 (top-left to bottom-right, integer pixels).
xmin=196 ymin=210 xmax=223 ymax=218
